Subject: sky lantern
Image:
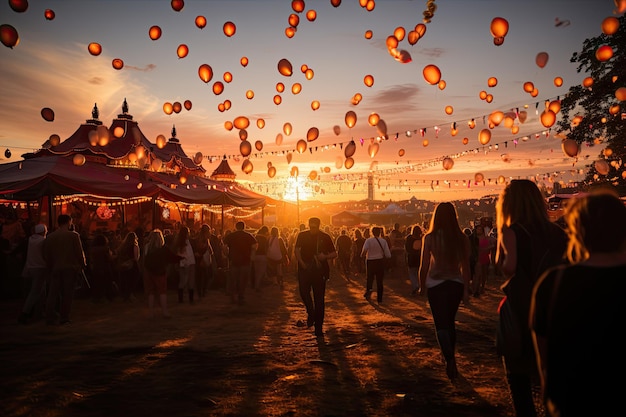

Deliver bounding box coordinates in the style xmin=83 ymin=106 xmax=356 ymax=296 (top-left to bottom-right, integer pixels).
xmin=487 ymin=77 xmax=498 ymax=87
xmin=351 ymin=93 xmax=362 ymax=105
xmin=422 ymin=139 xmax=429 ymax=147
xmin=561 ymin=139 xmax=579 ymax=157
xmin=291 ymin=83 xmax=302 ymax=94
xmin=518 ymin=110 xmax=528 ymax=123
xmin=240 ymin=140 xmax=252 ymax=157
xmin=223 ymin=99 xmax=232 ymax=110
xmin=571 ymin=115 xmax=583 ymax=127
xmin=535 ymin=52 xmax=549 ymax=68
xmin=212 ymin=81 xmax=224 ymax=95
xmin=289 ymin=13 xmax=300 ymax=27
xmin=364 ymin=74 xmax=374 ymax=87
xmin=423 ymin=64 xmax=441 ymax=85
xmin=616 ymin=87 xmax=626 ymax=101
xmin=407 ymin=30 xmax=420 ymax=45
xmin=485 ymin=94 xmax=493 ymax=103
xmin=195 ymin=15 xmax=207 ymax=29
xmin=489 ymin=110 xmax=504 ymax=125
xmin=283 ymin=123 xmax=292 ymax=136
xmin=462 ymin=137 xmax=469 ymax=145
xmin=278 ymin=58 xmax=293 ymax=76
xmin=376 ymin=119 xmax=387 ymax=136
xmin=275 ymin=133 xmax=283 ymax=145
xmin=331 ymin=0 xmax=341 ymax=7
xmin=394 ymin=26 xmax=406 ymax=41
xmin=368 ymin=112 xmax=380 ymax=126
xmin=344 ymin=157 xmax=355 ymax=169
xmin=540 ymin=109 xmax=556 ymax=127
xmin=88 ymin=42 xmax=102 ymax=56
xmin=445 ymin=105 xmax=454 ymax=115
xmin=311 ymin=100 xmax=320 ymax=110
xmin=582 ymin=77 xmax=594 ymax=88
xmin=468 ymin=119 xmax=476 ymax=129
xmin=256 ymin=118 xmax=265 ymax=129
xmin=176 ymin=44 xmax=189 ymax=59
xmin=511 ymin=125 xmax=520 ymax=134
xmin=273 ymin=95 xmax=282 ymax=105
xmin=276 ymin=82 xmax=285 ymax=93
xmin=73 ymin=154 xmax=86 ymax=166
xmin=9 ymin=0 xmax=28 ymax=12
xmin=365 ymin=30 xmax=373 ymax=39
xmin=268 ymin=166 xmax=276 ymax=178
xmin=345 ymin=111 xmax=357 ymax=128
xmin=233 ymin=116 xmax=250 ymax=130
xmin=365 ymin=0 xmax=375 ymax=11
xmin=478 ymin=129 xmax=491 ymax=145
xmin=415 ymin=23 xmax=426 ymax=37
xmin=241 ymin=159 xmax=253 ymax=174
xmin=333 ymin=125 xmax=341 ymax=136
xmin=89 ymin=130 xmax=98 ymax=145
xmin=595 ymin=159 xmax=610 ymax=175
xmin=184 ymin=100 xmax=192 ymax=111
xmin=523 ymin=81 xmax=534 ymax=93
xmin=595 ymin=45 xmax=613 ymax=61
xmin=149 ymin=26 xmax=162 ymax=40
xmin=385 ymin=35 xmax=399 ymax=50
xmin=305 ymin=68 xmax=314 ymax=80
xmin=223 ymin=21 xmax=236 ymax=37
xmin=40 ymin=107 xmax=54 ymax=122
xmin=246 ymin=90 xmax=254 ymax=99
xmin=285 ymin=27 xmax=296 ymax=38
xmin=548 ymin=100 xmax=561 ymax=114
xmin=172 ymin=102 xmax=182 ymax=113
xmin=171 ymin=0 xmax=184 ymax=12
xmin=1 ymin=24 xmax=19 ymax=48
xmin=554 ymin=76 xmax=563 ymax=87
xmin=156 ymin=134 xmax=167 ymax=149
xmin=44 ymin=9 xmax=55 ymax=20
xmin=474 ymin=173 xmax=485 ymax=183
xmin=307 ymin=127 xmax=319 ymax=141
xmin=398 ymin=149 xmax=405 ymax=157
xmin=479 ymin=90 xmax=487 ymax=100
xmin=308 ymin=170 xmax=318 ymax=181
xmin=290 ymin=166 xmax=299 ymax=177
xmin=437 ymin=79 xmax=446 ymax=90
xmin=368 ymin=142 xmax=379 ymax=158
xmin=112 ymin=59 xmax=124 ymax=70
xmin=306 ymin=10 xmax=317 ymax=21
xmin=490 ymin=17 xmax=509 ymax=45
xmin=601 ymin=16 xmax=620 ymax=35
xmin=151 ymin=158 xmax=162 ymax=171
xmin=442 ymin=157 xmax=454 ymax=170
xmin=345 ymin=140 xmax=356 ymax=158
xmin=255 ymin=140 xmax=263 ymax=151
xmin=292 ymin=0 xmax=305 ymax=12
xmin=49 ymin=134 xmax=60 ymax=147
xmin=112 ymin=126 xmax=124 ymax=139
xmin=238 ymin=129 xmax=248 ymax=141
xmin=296 ymin=139 xmax=307 ymax=154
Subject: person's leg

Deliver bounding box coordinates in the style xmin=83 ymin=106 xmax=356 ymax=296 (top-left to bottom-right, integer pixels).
xmin=503 ymin=356 xmax=538 ymax=417
xmin=408 ymin=266 xmax=419 ymax=294
xmin=21 ymin=268 xmax=47 ymax=319
xmin=187 ymin=264 xmax=196 ymax=303
xmin=375 ymin=262 xmax=384 ymax=303
xmin=312 ymin=275 xmax=326 ymax=336
xmin=45 ymin=272 xmax=61 ymax=324
xmin=364 ymin=260 xmax=374 ymax=297
xmin=59 ymin=269 xmax=77 ymax=323
xmin=428 ymin=281 xmax=463 ymax=380
xmin=298 ymin=269 xmax=315 ymax=326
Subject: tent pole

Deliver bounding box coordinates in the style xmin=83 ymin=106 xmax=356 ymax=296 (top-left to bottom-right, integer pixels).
xmin=47 ymin=195 xmax=53 ymax=229
xmin=221 ymin=204 xmax=224 ymax=234
xmin=151 ymin=196 xmax=157 ymax=230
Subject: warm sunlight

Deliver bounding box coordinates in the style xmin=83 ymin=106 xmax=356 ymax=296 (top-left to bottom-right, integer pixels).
xmin=282 ymin=176 xmax=313 ymax=202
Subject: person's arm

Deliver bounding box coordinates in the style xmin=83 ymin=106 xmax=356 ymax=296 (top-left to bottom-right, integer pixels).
xmin=133 ymin=243 xmax=140 ymax=262
xmin=319 ymin=235 xmax=337 ymax=261
xmin=418 ymin=235 xmax=431 ymax=295
xmin=461 ymin=237 xmax=471 ymax=304
xmin=500 ymin=226 xmax=517 ymax=279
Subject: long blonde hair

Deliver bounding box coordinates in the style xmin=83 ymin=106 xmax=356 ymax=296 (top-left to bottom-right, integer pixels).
xmin=425 ymin=202 xmax=467 ymax=265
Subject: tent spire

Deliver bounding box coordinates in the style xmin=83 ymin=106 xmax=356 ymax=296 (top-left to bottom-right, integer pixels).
xmin=92 ymin=103 xmax=99 ymax=120
xmin=122 ymin=98 xmax=128 ymax=114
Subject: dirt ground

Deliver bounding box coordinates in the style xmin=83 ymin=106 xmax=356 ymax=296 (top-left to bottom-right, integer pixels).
xmin=1 ymin=264 xmax=519 ymax=417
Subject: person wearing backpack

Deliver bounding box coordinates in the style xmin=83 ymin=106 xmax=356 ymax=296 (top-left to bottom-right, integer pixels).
xmin=495 ymin=179 xmax=567 ymax=417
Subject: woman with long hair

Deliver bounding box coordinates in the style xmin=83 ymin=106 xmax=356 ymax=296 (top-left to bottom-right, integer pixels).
xmin=418 ymin=202 xmax=471 ymax=382
xmin=143 ymin=229 xmax=183 ymax=318
xmin=495 ymin=179 xmax=567 ymax=417
xmin=172 ymin=226 xmax=196 ymax=304
xmin=115 ymin=231 xmax=140 ymax=302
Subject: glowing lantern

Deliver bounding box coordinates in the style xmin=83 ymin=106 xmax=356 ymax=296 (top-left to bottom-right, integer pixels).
xmin=479 ymin=91 xmax=488 ymax=100
xmin=365 ymin=30 xmax=373 ymax=39
xmin=595 ymin=159 xmax=610 ymax=175
xmin=275 ymin=82 xmax=285 ymax=93
xmin=386 ymin=35 xmax=398 ymax=50
xmin=423 ymin=64 xmax=441 ymax=85
xmin=523 ymin=81 xmax=534 ymax=93
xmin=343 ymin=139 xmax=355 ymax=158
xmin=333 ymin=125 xmax=341 ymax=136
xmin=311 ymin=100 xmax=320 ymax=111
xmin=9 ymin=0 xmax=28 ymax=12
xmin=422 ymin=139 xmax=429 ymax=147
xmin=595 ymin=45 xmax=613 ymax=62
xmin=176 ymin=44 xmax=189 ymax=59
xmin=275 ymin=133 xmax=283 ymax=145
xmin=49 ymin=134 xmax=60 ymax=147
xmin=283 ymin=122 xmax=292 ymax=136
xmin=149 ymin=26 xmax=162 ymax=40
xmin=289 ymin=13 xmax=300 ymax=27
xmin=408 ymin=30 xmax=419 ymax=45
xmin=554 ymin=76 xmax=563 ymax=87
xmin=278 ymin=58 xmax=293 ymax=76
xmin=238 ymin=129 xmax=248 ymax=141
xmin=487 ymin=77 xmax=498 ymax=87
xmin=292 ymin=0 xmax=304 ymax=12
xmin=296 ymin=139 xmax=307 ymax=154
xmin=73 ymin=154 xmax=86 ymax=166
xmin=44 ymin=9 xmax=55 ymax=20
xmin=445 ymin=105 xmax=454 ymax=115
xmin=307 ymin=127 xmax=319 ymax=142
xmin=474 ymin=173 xmax=485 ymax=183
xmin=291 ymin=83 xmax=302 ymax=94
xmin=415 ymin=23 xmax=426 ymax=37
xmin=518 ymin=111 xmax=528 ymax=123
xmin=345 ymin=111 xmax=357 ymax=128
xmin=368 ymin=113 xmax=380 ymax=126
xmin=212 ymin=81 xmax=224 ymax=95
xmin=256 ymin=119 xmax=265 ymax=129
xmin=194 ymin=152 xmax=203 ymax=165
xmin=162 ymin=102 xmax=173 ymax=115
xmin=151 ymin=158 xmax=162 ymax=171
xmin=442 ymin=157 xmax=454 ymax=170
xmin=184 ymin=100 xmax=192 ymax=111
xmin=171 ymin=0 xmax=184 ymax=11
xmin=503 ymin=116 xmax=515 ymax=128
xmin=489 ymin=110 xmax=504 ymax=126
xmin=245 ymin=90 xmax=254 ymax=100
xmin=224 ymin=120 xmax=233 ymax=131
xmin=223 ymin=21 xmax=236 ymax=37
xmin=241 ymin=159 xmax=253 ymax=174
xmin=0 ymin=24 xmax=19 ymax=48
xmin=582 ymin=77 xmax=594 ymax=88
xmin=113 ymin=126 xmax=125 ymax=138
xmin=112 ymin=59 xmax=124 ymax=70
xmin=540 ymin=110 xmax=556 ymax=128
xmin=172 ymin=101 xmax=182 ymax=114
xmin=561 ymin=139 xmax=579 ymax=157
xmin=602 ymin=16 xmax=620 ymax=35
xmin=290 ymin=166 xmax=299 ymax=177
xmin=478 ymin=129 xmax=491 ymax=145
xmin=198 ymin=64 xmax=213 ymax=83
xmin=604 ymin=148 xmax=613 ymax=157
xmin=398 ymin=149 xmax=405 ymax=157
xmin=368 ymin=142 xmax=379 ymax=158
xmin=306 ymin=10 xmax=317 ymax=21
xmin=616 ymin=87 xmax=626 ymax=101
xmin=351 ymin=93 xmax=363 ymax=105
xmin=511 ymin=125 xmax=520 ymax=134
xmin=268 ymin=166 xmax=277 ymax=178
xmin=498 ymin=175 xmax=506 ymax=185
xmin=305 ymin=68 xmax=314 ymax=80
xmin=308 ymin=170 xmax=318 ymax=181
xmin=41 ymin=107 xmax=54 ymax=122
xmin=286 ymin=153 xmax=293 ymax=164
xmin=609 ymin=105 xmax=620 ymax=115
xmin=254 ymin=140 xmax=263 ymax=152
xmin=88 ymin=42 xmax=102 ymax=56
xmin=437 ymin=80 xmax=446 ymax=90
xmin=178 ymin=174 xmax=187 ymax=184
xmin=548 ymin=100 xmax=561 ymax=114
xmin=344 ymin=157 xmax=355 ymax=170
xmin=156 ymin=134 xmax=167 ymax=149
xmin=240 ymin=141 xmax=252 ymax=157
xmin=273 ymin=95 xmax=282 ymax=105
xmin=233 ymin=116 xmax=250 ymax=130
xmin=285 ymin=26 xmax=296 ymax=38
xmin=571 ymin=115 xmax=583 ymax=127
xmin=535 ymin=52 xmax=549 ymax=68
xmin=490 ymin=17 xmax=509 ymax=38
xmin=462 ymin=137 xmax=469 ymax=145
xmin=376 ymin=119 xmax=388 ymax=136
xmin=364 ymin=74 xmax=374 ymax=87
xmin=394 ymin=26 xmax=406 ymax=41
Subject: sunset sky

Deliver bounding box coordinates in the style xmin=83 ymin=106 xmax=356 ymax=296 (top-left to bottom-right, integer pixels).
xmin=0 ymin=0 xmax=620 ymax=202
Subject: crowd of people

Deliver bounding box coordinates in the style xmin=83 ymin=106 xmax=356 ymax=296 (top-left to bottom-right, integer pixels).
xmin=3 ymin=180 xmax=626 ymax=416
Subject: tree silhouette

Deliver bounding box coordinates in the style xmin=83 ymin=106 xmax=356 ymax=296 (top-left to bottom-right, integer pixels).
xmin=557 ymin=14 xmax=625 ymax=195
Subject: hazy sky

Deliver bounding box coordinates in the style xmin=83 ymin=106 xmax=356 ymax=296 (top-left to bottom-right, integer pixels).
xmin=0 ymin=0 xmax=619 ymax=202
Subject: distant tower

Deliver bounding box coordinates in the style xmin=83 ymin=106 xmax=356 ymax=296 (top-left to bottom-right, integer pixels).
xmin=367 ymin=172 xmax=374 ymax=201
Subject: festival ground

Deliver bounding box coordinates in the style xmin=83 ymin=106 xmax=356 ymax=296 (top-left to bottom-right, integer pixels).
xmin=1 ymin=265 xmax=520 ymax=417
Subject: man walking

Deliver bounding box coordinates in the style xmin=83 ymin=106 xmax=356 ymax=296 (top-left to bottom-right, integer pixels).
xmin=222 ymin=221 xmax=257 ymax=305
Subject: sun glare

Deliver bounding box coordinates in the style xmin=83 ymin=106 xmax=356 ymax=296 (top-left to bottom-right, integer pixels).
xmin=282 ymin=176 xmax=312 ymax=202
